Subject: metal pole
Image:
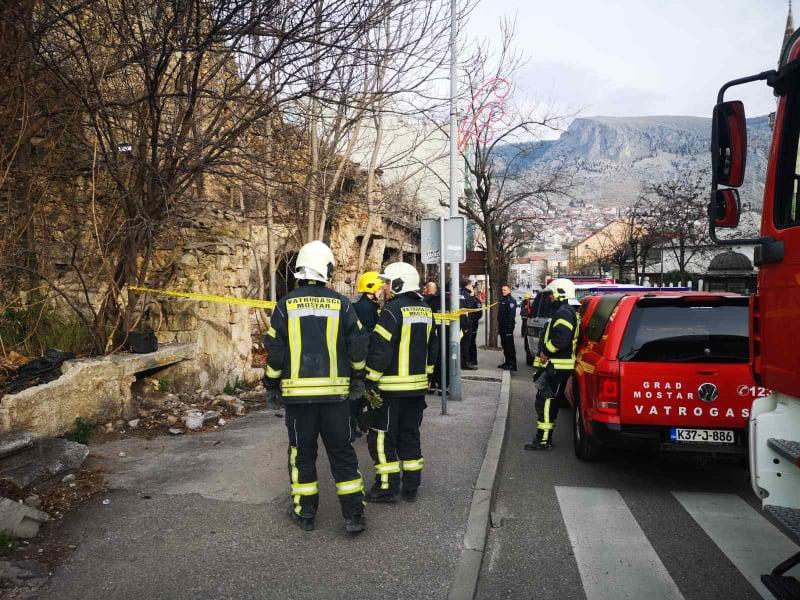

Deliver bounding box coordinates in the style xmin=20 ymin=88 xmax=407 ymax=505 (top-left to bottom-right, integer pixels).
xmin=448 ymin=0 xmax=462 ymax=401
xmin=439 ymin=217 xmax=447 ymax=415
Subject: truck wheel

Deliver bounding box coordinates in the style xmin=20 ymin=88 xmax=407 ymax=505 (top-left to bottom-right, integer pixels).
xmin=573 ymin=405 xmax=603 ymax=461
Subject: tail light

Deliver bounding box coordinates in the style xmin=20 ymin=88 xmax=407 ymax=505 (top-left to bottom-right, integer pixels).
xmin=596 ymin=375 xmax=620 ymax=415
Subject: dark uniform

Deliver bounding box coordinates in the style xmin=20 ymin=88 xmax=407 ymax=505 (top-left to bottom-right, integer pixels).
xmin=351 ymin=293 xmax=381 ymax=434
xmin=426 ymin=291 xmax=447 ymax=391
xmin=459 ymin=286 xmax=480 ymax=369
xmin=498 ymin=293 xmax=518 ymax=369
xmin=530 ymin=301 xmax=579 ymax=448
xmin=353 ymin=293 xmax=380 ymax=332
xmin=365 ymin=292 xmax=438 ymax=499
xmin=468 ymin=293 xmax=482 ymax=366
xmin=264 ymin=282 xmax=369 ymax=522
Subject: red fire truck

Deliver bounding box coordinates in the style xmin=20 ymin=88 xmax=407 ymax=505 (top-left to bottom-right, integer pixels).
xmin=709 ymin=30 xmax=800 ymax=598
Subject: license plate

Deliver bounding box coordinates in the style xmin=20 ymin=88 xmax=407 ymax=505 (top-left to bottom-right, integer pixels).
xmin=669 ymin=428 xmax=735 ymax=444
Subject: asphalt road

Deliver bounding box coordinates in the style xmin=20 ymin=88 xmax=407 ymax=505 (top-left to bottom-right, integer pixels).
xmin=476 ymin=334 xmax=799 ymax=600
xmin=38 ymin=378 xmax=500 ymax=600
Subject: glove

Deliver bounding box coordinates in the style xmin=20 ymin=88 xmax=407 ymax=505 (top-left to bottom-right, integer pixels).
xmin=363 ymin=380 xmax=386 ymax=430
xmin=365 ymin=380 xmax=382 ymax=409
xmin=264 ymin=377 xmax=283 ymax=409
xmin=349 ymin=372 xmax=365 ymax=401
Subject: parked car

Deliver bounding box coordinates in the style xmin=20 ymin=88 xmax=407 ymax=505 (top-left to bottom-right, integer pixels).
xmin=523 ymin=283 xmax=687 ymax=365
xmin=565 ymin=291 xmax=762 ymax=461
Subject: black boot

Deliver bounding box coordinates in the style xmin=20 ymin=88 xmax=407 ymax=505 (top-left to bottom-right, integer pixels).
xmin=402 ymin=488 xmax=418 ymax=503
xmin=344 ymin=513 xmax=366 ymax=534
xmin=497 ymin=362 xmax=509 ymax=369
xmin=289 ymin=510 xmax=315 ymax=531
xmin=524 ymin=441 xmax=553 ymax=451
xmin=365 ymin=488 xmax=397 ymax=503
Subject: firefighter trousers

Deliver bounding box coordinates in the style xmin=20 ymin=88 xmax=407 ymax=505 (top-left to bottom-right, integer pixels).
xmin=284 ymin=401 xmax=365 ymax=520
xmin=367 ymin=395 xmax=426 ymax=495
xmin=534 ymin=369 xmax=571 ymax=446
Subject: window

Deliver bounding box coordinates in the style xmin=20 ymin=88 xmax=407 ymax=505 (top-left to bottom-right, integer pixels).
xmin=585 ymin=295 xmax=623 ymax=343
xmin=775 ymin=92 xmax=800 ymax=228
xmin=618 ymin=299 xmax=749 ymax=363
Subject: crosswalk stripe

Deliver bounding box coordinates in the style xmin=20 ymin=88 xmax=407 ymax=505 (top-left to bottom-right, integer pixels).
xmin=556 ymin=486 xmax=685 ymax=600
xmin=672 ymin=491 xmax=800 ymax=600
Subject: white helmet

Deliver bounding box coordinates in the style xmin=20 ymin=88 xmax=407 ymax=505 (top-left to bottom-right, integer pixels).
xmin=293 ymin=240 xmax=335 ymax=283
xmin=545 ymin=278 xmax=576 ymax=302
xmin=381 ymin=262 xmax=420 ymax=296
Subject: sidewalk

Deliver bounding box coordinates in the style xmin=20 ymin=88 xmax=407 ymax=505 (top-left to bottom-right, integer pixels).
xmin=37 ymin=347 xmax=505 ymax=600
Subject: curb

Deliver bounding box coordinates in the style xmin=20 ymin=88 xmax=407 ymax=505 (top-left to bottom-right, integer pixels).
xmin=447 ymin=369 xmax=511 ymax=600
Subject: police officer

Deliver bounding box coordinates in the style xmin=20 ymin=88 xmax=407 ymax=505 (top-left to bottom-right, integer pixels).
xmin=497 ymin=284 xmax=518 ymax=371
xmin=524 ymin=278 xmax=578 ymax=451
xmin=263 ymin=241 xmax=369 ymax=533
xmin=459 ymin=278 xmax=479 ymax=371
xmin=520 ymin=292 xmax=533 ymax=360
xmin=364 ymin=262 xmax=438 ymax=503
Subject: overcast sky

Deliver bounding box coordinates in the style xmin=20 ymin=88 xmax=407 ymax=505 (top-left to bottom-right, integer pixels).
xmin=463 ymin=0 xmax=791 ymax=120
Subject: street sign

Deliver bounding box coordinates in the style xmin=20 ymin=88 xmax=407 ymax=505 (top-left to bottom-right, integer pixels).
xmin=421 ymin=216 xmax=466 ymax=264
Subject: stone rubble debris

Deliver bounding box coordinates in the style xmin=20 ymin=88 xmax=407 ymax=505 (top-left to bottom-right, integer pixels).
xmin=0 ymin=497 xmax=49 ymax=538
xmin=0 ymin=431 xmax=35 ymax=460
xmin=0 ymin=439 xmax=89 ymax=489
xmin=127 ymin=419 xmax=140 ymax=429
xmin=61 ymin=473 xmax=76 ymax=483
xmin=23 ymin=495 xmax=42 ymax=510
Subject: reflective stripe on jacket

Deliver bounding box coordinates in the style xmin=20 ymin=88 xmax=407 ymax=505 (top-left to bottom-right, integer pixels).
xmin=366 ymin=292 xmax=439 ymax=397
xmin=264 ymin=282 xmax=368 ymax=403
xmin=536 ymin=302 xmax=579 ymax=371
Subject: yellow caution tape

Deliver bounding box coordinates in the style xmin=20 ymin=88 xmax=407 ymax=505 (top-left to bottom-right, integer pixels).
xmin=129 ymin=286 xmax=276 ymax=310
xmin=432 ymin=302 xmax=498 ymax=323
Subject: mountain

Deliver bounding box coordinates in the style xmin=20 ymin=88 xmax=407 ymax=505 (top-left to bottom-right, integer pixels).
xmin=504 ymin=114 xmax=772 ymax=210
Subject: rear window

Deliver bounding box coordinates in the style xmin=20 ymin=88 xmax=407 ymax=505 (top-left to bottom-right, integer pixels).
xmin=618 ymin=300 xmax=749 ymax=363
xmin=585 ymin=295 xmax=624 ymax=343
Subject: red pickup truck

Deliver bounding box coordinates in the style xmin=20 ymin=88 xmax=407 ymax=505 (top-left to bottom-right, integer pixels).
xmin=566 ymin=291 xmax=764 ymax=460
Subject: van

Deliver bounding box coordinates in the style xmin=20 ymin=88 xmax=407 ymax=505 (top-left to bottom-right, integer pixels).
xmin=566 ymin=292 xmax=761 ymax=460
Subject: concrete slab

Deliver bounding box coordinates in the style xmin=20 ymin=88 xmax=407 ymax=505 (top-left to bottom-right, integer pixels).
xmin=0 ymin=431 xmax=34 ymax=459
xmin=0 ymin=497 xmax=49 ymax=538
xmin=0 ymin=439 xmax=88 ymax=488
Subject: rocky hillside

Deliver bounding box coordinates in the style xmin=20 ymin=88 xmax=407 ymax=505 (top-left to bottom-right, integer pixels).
xmin=508 ymin=114 xmax=773 ymax=209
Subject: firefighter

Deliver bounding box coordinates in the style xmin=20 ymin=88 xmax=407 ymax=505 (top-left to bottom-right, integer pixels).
xmin=350 ymin=271 xmax=385 ymax=439
xmin=524 ymin=278 xmax=578 ymax=451
xmin=364 ymin=262 xmax=438 ymax=503
xmin=263 ymin=240 xmax=369 ymax=533
xmin=353 ymin=271 xmax=384 ymax=331
xmin=497 ymin=285 xmax=518 ymax=371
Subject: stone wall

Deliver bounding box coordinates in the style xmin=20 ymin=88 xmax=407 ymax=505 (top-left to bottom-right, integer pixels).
xmin=0 ymin=345 xmax=195 ymax=438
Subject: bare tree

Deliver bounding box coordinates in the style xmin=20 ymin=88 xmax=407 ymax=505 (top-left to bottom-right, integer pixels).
xmin=640 ymin=165 xmax=710 ymax=281
xmin=23 ymin=0 xmax=392 ymax=352
xmin=458 ymin=24 xmax=572 ymax=346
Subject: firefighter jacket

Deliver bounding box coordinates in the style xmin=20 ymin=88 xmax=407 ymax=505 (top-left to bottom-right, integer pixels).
xmin=353 ymin=294 xmax=380 ymax=332
xmin=366 ymin=292 xmax=439 ymax=397
xmin=264 ymin=282 xmax=368 ymax=403
xmin=498 ymin=294 xmax=517 ymax=334
xmin=536 ymin=301 xmax=578 ymax=371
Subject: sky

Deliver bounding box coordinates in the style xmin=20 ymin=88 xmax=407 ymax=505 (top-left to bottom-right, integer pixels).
xmin=463 ymin=0 xmax=791 ymax=120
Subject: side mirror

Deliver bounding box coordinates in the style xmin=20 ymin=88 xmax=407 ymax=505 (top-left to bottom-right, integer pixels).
xmin=711 ymin=101 xmax=747 ymax=187
xmin=711 ymin=188 xmax=741 ymax=228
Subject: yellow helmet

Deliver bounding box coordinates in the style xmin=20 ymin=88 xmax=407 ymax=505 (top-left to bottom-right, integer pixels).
xmin=357 ymin=271 xmax=384 ymax=294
